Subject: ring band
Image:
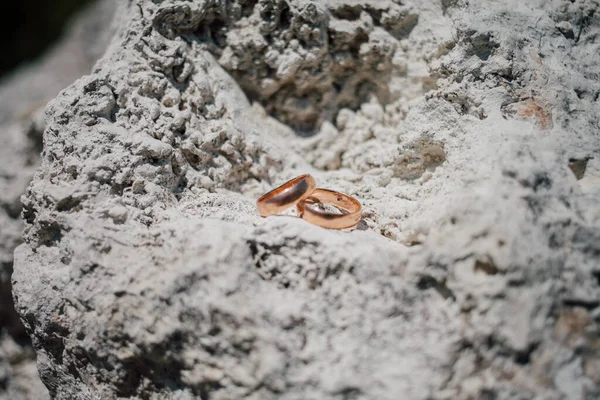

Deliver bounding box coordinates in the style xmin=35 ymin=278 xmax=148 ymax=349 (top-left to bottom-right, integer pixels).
xmin=296 ymin=188 xmax=362 ymax=229
xmin=256 ymin=174 xmax=317 ymax=217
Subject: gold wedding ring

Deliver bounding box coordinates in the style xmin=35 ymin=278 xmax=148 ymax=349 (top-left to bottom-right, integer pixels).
xmin=256 ymin=174 xmax=316 ymax=217
xmin=256 ymin=175 xmax=362 ymax=230
xmin=296 ymin=189 xmax=362 ymax=229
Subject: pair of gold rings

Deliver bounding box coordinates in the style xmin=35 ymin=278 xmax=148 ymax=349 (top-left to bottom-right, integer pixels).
xmin=256 ymin=174 xmax=362 ymax=229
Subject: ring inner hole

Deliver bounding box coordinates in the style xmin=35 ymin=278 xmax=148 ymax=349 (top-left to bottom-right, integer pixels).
xmin=305 ymin=196 xmax=350 ymax=215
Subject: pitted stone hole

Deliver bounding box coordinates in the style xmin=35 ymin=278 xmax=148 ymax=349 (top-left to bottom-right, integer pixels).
xmin=330 ymin=5 xmax=362 ymax=21
xmin=441 ymin=0 xmax=461 ymax=14
xmin=464 ymin=32 xmax=499 ymax=61
xmin=562 ymin=298 xmax=600 ymax=310
xmin=416 ymin=275 xmax=455 ymax=300
xmin=55 ymin=195 xmax=85 ymax=212
xmin=515 ymin=342 xmax=539 ymax=365
xmin=592 ymin=270 xmax=600 ymax=287
xmin=333 ymin=387 xmax=363 ymax=399
xmin=37 ymin=220 xmax=64 ymax=247
xmin=474 ymin=258 xmax=499 ymax=275
xmin=568 ymin=157 xmax=590 ymax=180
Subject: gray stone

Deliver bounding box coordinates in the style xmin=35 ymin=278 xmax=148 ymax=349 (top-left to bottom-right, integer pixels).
xmin=11 ymin=0 xmax=600 ymax=399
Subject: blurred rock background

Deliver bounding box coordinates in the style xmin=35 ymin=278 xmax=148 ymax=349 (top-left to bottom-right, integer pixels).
xmin=0 ymin=1 xmax=95 ymax=78
xmin=0 ymin=1 xmax=113 ymax=398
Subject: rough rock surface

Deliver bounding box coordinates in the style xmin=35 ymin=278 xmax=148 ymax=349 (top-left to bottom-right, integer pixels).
xmin=0 ymin=1 xmax=115 ymax=399
xmin=11 ymin=0 xmax=600 ymax=399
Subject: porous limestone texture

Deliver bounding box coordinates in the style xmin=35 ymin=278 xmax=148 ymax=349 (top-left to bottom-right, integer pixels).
xmin=0 ymin=1 xmax=115 ymax=399
xmin=11 ymin=0 xmax=600 ymax=399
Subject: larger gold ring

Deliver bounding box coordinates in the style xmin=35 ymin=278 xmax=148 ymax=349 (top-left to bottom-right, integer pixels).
xmin=296 ymin=188 xmax=362 ymax=229
xmin=256 ymin=174 xmax=317 ymax=217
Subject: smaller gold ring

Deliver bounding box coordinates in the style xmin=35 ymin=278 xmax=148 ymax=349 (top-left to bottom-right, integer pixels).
xmin=256 ymin=174 xmax=317 ymax=217
xmin=296 ymin=188 xmax=362 ymax=229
